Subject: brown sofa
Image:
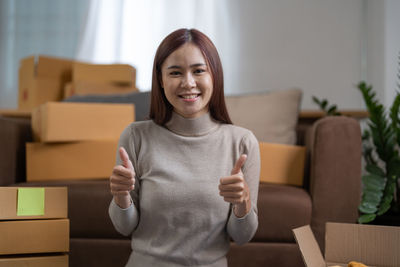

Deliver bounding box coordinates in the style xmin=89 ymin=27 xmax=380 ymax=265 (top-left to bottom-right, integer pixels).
xmin=0 ymin=91 xmax=362 ymax=267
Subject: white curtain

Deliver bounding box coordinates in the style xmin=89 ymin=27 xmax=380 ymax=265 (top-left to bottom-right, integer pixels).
xmin=76 ymin=0 xmax=232 ymax=92
xmin=0 ymin=0 xmax=89 ymax=109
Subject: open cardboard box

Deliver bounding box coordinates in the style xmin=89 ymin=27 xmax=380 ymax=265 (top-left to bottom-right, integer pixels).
xmin=293 ymin=222 xmax=400 ymax=267
xmin=18 ymin=55 xmax=73 ymax=111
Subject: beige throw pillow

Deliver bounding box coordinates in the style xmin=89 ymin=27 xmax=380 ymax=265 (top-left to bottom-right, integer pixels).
xmin=225 ymin=88 xmax=302 ymax=145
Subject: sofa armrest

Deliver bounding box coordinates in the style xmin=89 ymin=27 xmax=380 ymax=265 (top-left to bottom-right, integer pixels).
xmin=0 ymin=116 xmax=33 ymax=186
xmin=306 ymin=116 xmax=362 ymax=251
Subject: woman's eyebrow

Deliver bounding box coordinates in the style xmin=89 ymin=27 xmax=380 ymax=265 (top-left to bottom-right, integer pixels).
xmin=190 ymin=63 xmax=206 ymax=67
xmin=166 ymin=63 xmax=206 ymax=69
xmin=167 ymin=65 xmax=181 ymax=69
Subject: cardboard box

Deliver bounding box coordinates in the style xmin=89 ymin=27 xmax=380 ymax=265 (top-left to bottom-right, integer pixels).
xmin=32 ymin=102 xmax=134 ymax=142
xmin=26 ymin=140 xmax=118 ymax=181
xmin=73 ymin=62 xmax=136 ymax=86
xmin=0 ymin=109 xmax=31 ymax=118
xmin=0 ymin=187 xmax=67 ymax=220
xmin=18 ymin=55 xmax=73 ymax=111
xmin=293 ymin=222 xmax=400 ymax=267
xmin=63 ymin=81 xmax=138 ymax=99
xmin=259 ymin=142 xmax=306 ymax=186
xmin=0 ymin=219 xmax=69 ymax=255
xmin=0 ymin=254 xmax=68 ymax=267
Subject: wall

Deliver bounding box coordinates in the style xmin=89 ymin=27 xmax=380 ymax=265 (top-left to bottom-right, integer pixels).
xmin=366 ymin=0 xmax=400 ymax=109
xmin=1 ymin=0 xmax=397 ymax=111
xmin=223 ymin=0 xmax=364 ymax=110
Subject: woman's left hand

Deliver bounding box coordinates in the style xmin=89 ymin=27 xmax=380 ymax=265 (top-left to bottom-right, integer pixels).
xmin=219 ymin=154 xmax=251 ymax=218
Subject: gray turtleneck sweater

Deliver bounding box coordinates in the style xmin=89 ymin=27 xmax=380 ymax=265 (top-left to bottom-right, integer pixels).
xmin=109 ymin=112 xmax=260 ymax=267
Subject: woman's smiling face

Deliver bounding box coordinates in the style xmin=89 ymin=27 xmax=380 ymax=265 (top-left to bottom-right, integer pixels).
xmin=161 ymin=43 xmax=213 ymax=118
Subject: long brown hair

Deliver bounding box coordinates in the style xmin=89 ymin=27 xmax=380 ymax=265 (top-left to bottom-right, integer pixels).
xmin=149 ymin=28 xmax=232 ymax=125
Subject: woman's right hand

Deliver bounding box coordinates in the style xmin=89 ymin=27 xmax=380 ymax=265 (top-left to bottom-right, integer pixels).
xmin=110 ymin=147 xmax=136 ymax=209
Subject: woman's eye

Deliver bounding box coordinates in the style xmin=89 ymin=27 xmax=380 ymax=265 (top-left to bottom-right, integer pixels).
xmin=170 ymin=71 xmax=181 ymax=76
xmin=194 ymin=69 xmax=205 ymax=74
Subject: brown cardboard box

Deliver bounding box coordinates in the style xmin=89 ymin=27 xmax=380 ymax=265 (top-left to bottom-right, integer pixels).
xmin=0 ymin=109 xmax=31 ymax=118
xmin=259 ymin=142 xmax=306 ymax=186
xmin=0 ymin=187 xmax=67 ymax=220
xmin=32 ymin=102 xmax=134 ymax=142
xmin=293 ymin=222 xmax=400 ymax=267
xmin=0 ymin=254 xmax=68 ymax=267
xmin=63 ymin=81 xmax=138 ymax=99
xmin=0 ymin=219 xmax=69 ymax=255
xmin=73 ymin=62 xmax=136 ymax=86
xmin=26 ymin=140 xmax=118 ymax=181
xmin=18 ymin=55 xmax=73 ymax=111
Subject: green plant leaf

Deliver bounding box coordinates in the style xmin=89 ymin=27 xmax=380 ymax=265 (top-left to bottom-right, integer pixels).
xmin=362 ymin=174 xmax=386 ymax=191
xmin=358 ymin=213 xmax=376 ymax=224
xmin=362 ymin=188 xmax=383 ymax=204
xmin=366 ymin=164 xmax=385 ymax=177
xmin=359 ymin=201 xmax=378 ymax=214
xmin=312 ymin=96 xmax=320 ymax=105
xmin=377 ymin=181 xmax=396 ymax=215
xmin=387 ymin=158 xmax=400 ymax=178
xmin=321 ymin=100 xmax=328 ymax=109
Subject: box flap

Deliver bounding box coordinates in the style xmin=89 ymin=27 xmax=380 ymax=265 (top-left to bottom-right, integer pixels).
xmin=325 ymin=222 xmax=400 ymax=267
xmin=293 ymin=225 xmax=326 ymax=267
xmin=35 ymin=55 xmax=73 ymax=80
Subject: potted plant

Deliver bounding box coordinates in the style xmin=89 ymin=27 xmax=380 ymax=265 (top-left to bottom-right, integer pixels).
xmin=357 ymin=81 xmax=400 ymax=224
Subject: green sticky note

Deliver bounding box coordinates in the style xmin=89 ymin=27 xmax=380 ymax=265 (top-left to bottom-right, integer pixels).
xmin=17 ymin=188 xmax=45 ymax=216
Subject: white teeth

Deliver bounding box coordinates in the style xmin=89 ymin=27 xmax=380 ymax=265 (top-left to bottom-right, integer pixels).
xmin=181 ymin=94 xmax=198 ymax=99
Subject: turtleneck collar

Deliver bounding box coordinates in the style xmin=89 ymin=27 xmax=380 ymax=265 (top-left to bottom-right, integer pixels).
xmin=165 ymin=112 xmax=220 ymax=137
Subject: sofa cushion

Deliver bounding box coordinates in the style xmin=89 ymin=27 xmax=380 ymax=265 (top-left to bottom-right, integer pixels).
xmin=254 ymin=183 xmax=312 ymax=242
xmin=225 ymin=89 xmax=302 ymax=145
xmin=70 ymin=238 xmax=131 ymax=267
xmin=227 ymin=242 xmax=304 ymax=267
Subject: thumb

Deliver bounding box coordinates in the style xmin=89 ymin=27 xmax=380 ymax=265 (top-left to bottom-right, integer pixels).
xmin=119 ymin=147 xmax=134 ymax=171
xmin=231 ymin=154 xmax=247 ymax=175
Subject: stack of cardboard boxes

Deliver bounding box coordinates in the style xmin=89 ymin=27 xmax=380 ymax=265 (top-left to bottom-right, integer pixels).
xmin=11 ymin=54 xmax=136 ymax=181
xmin=18 ymin=55 xmax=138 ymax=112
xmin=0 ymin=187 xmax=69 ymax=266
xmin=26 ymin=101 xmax=135 ymax=181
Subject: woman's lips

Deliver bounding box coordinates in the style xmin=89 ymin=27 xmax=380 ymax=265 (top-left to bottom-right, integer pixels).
xmin=179 ymin=94 xmax=201 ymax=102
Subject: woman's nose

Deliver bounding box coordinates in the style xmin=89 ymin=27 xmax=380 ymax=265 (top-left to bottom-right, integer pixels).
xmin=181 ymin=73 xmax=196 ymax=88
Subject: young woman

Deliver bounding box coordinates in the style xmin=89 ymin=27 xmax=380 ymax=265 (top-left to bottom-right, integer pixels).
xmin=109 ymin=28 xmax=260 ymax=267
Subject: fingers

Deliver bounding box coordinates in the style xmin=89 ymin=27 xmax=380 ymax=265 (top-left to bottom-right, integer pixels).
xmin=219 ymin=185 xmax=246 ymax=204
xmin=109 ymin=150 xmax=136 ymax=197
xmin=220 ymin=175 xmax=243 ymax=185
xmin=110 ymin=172 xmax=135 ymax=196
xmin=119 ymin=147 xmax=134 ymax=171
xmin=113 ymin=165 xmax=134 ymax=179
xmin=231 ymin=154 xmax=247 ymax=175
xmin=220 ymin=154 xmax=248 ymax=205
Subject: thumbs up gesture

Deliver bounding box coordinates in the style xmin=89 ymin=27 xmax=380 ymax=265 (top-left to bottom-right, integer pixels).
xmin=219 ymin=155 xmax=251 ymax=217
xmin=110 ymin=147 xmax=136 ymax=209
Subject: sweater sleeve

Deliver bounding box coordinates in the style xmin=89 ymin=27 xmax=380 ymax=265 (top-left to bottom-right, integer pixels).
xmin=108 ymin=124 xmax=140 ymax=236
xmin=227 ymin=131 xmax=260 ymax=245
